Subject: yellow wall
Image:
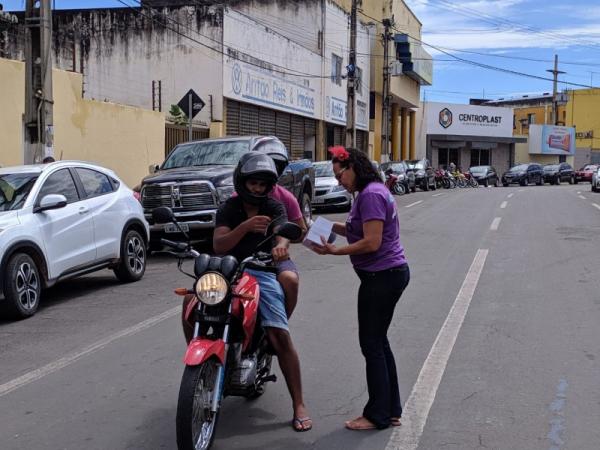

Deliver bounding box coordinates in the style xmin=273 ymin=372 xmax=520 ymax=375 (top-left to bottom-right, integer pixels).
xmin=0 ymin=57 xmax=165 ymax=188
xmin=565 ymin=89 xmax=600 ymax=151
xmin=514 ymin=139 xmax=574 ymax=167
xmin=512 ymin=104 xmax=566 ymax=135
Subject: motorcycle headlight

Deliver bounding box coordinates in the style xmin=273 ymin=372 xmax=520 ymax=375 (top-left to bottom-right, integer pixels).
xmin=195 ymin=272 xmax=228 ymax=305
xmin=216 ymin=186 xmax=235 ymax=203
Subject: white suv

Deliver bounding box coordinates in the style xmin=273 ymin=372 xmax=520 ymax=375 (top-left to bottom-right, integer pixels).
xmin=0 ymin=161 xmax=149 ymax=318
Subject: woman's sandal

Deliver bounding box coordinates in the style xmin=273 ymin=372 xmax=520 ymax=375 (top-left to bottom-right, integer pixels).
xmin=292 ymin=417 xmax=313 ymax=432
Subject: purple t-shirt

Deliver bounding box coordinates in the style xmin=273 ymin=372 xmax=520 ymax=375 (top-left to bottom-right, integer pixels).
xmin=346 ymin=182 xmax=407 ymax=271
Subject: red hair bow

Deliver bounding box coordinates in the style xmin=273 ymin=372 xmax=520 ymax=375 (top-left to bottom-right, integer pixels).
xmin=328 ymin=146 xmax=350 ymax=161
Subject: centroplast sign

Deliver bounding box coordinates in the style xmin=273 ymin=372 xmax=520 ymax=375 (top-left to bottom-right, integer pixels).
xmin=426 ymin=102 xmax=513 ymax=137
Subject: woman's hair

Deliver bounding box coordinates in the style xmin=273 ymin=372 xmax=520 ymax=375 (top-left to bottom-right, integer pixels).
xmin=331 ymin=147 xmax=382 ymax=191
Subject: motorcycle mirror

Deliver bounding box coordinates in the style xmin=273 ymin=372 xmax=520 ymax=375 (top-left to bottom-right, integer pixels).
xmin=153 ymin=206 xmax=175 ymax=224
xmin=274 ymin=222 xmax=302 ymax=241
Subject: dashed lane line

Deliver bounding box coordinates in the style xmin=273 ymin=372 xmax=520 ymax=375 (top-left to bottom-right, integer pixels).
xmin=579 ymin=195 xmax=587 ymax=200
xmin=490 ymin=217 xmax=502 ymax=231
xmin=432 ymin=193 xmax=445 ymax=197
xmin=592 ymin=203 xmax=600 ymax=211
xmin=0 ymin=306 xmax=181 ymax=398
xmin=405 ymin=200 xmax=423 ymax=208
xmin=500 ymin=201 xmax=507 ymax=209
xmin=507 ymin=193 xmax=514 ymax=199
xmin=385 ymin=249 xmax=489 ymax=450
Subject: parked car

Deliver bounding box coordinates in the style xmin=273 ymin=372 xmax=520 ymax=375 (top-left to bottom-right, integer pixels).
xmin=380 ymin=161 xmax=416 ymax=193
xmin=0 ymin=161 xmax=149 ymax=319
xmin=543 ymin=163 xmax=575 ymax=185
xmin=501 ymin=163 xmax=544 ymax=186
xmin=405 ymin=158 xmax=436 ymax=191
xmin=138 ymin=136 xmax=315 ymax=248
xmin=575 ymin=164 xmax=598 ymax=183
xmin=312 ymin=161 xmax=352 ymax=211
xmin=592 ymin=167 xmax=600 ymax=192
xmin=469 ymin=165 xmax=499 ymax=187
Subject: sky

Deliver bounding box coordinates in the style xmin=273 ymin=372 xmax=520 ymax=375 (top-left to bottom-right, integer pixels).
xmin=4 ymin=0 xmax=600 ymax=105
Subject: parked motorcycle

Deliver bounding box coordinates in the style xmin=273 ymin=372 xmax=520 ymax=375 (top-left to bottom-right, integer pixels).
xmin=463 ymin=171 xmax=479 ymax=188
xmin=152 ymin=206 xmax=302 ymax=450
xmin=384 ymin=168 xmax=405 ymax=195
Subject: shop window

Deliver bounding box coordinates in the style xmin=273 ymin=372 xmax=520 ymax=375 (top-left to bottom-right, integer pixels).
xmin=471 ymin=149 xmax=491 ymax=167
xmin=331 ymin=54 xmax=343 ymax=86
xmin=528 ymin=113 xmax=536 ymax=124
xmin=438 ymin=148 xmax=459 ymax=168
xmin=369 ymin=92 xmax=375 ymax=119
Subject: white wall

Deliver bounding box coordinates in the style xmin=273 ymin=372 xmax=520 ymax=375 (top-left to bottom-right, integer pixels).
xmin=323 ymin=1 xmax=371 ymax=130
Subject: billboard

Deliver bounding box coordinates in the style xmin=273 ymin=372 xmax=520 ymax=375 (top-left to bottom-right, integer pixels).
xmin=528 ymin=125 xmax=575 ymax=155
xmin=425 ymin=102 xmax=513 ymax=138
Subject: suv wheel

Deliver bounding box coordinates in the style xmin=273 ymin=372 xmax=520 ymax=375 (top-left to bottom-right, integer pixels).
xmin=114 ymin=229 xmax=147 ymax=282
xmin=3 ymin=253 xmax=41 ymax=319
xmin=301 ymin=193 xmax=312 ymax=225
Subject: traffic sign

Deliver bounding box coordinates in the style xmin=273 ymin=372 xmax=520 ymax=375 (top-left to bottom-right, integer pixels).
xmin=177 ymin=89 xmax=205 ymax=119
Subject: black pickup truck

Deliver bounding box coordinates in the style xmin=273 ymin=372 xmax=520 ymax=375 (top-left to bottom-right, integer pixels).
xmin=138 ymin=136 xmax=315 ymax=247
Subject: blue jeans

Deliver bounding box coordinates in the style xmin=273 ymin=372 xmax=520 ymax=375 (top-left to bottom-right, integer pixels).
xmin=246 ymin=269 xmax=289 ymax=332
xmin=355 ymin=264 xmax=410 ymax=429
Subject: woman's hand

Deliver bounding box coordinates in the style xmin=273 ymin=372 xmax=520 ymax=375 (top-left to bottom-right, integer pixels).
xmin=312 ymin=236 xmax=339 ymax=255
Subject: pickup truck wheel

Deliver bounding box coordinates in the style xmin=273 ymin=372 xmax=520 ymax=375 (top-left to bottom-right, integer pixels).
xmin=114 ymin=229 xmax=147 ymax=282
xmin=300 ymin=193 xmax=312 ymax=225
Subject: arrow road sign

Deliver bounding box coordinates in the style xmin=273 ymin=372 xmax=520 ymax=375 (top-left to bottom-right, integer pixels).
xmin=177 ymin=89 xmax=205 ymax=119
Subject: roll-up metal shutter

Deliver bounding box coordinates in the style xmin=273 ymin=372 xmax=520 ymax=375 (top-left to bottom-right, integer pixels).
xmin=333 ymin=126 xmax=344 ymax=146
xmin=240 ymin=103 xmax=260 ymax=136
xmin=290 ymin=115 xmax=305 ymax=159
xmin=259 ymin=108 xmax=277 ymax=136
xmin=226 ymin=99 xmax=240 ymax=136
xmin=356 ymin=130 xmax=368 ymax=152
xmin=276 ymin=112 xmax=292 ymax=151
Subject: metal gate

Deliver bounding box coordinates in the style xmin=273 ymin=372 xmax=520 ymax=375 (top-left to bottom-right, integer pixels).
xmin=165 ymin=124 xmax=209 ymax=157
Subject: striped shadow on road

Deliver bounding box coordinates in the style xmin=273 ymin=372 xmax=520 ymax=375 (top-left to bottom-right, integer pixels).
xmin=385 ymin=249 xmax=489 ymax=450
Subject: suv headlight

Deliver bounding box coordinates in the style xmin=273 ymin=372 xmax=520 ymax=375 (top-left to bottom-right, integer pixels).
xmin=195 ymin=272 xmax=228 ymax=305
xmin=332 ymin=185 xmax=346 ymax=193
xmin=216 ymin=186 xmax=235 ymax=202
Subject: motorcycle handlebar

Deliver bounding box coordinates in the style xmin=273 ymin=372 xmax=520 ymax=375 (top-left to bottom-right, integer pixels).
xmin=160 ymin=238 xmax=200 ymax=258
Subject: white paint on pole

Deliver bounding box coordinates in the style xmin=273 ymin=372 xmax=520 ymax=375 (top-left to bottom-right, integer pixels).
xmin=490 ymin=217 xmax=502 ymax=231
xmin=405 ymin=201 xmax=423 ymax=208
xmin=0 ymin=306 xmax=180 ymax=398
xmin=385 ymin=249 xmax=489 ymax=450
xmin=500 ymin=201 xmax=507 ymax=209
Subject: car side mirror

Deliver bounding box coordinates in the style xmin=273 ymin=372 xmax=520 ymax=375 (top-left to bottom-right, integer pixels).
xmin=152 ymin=206 xmax=175 ymax=224
xmin=274 ymin=222 xmax=302 ymax=241
xmin=148 ymin=164 xmax=160 ymax=174
xmin=34 ymin=194 xmax=67 ymax=213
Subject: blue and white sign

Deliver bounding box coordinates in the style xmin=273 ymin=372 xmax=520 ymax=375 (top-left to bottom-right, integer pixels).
xmin=529 ymin=125 xmax=576 ymax=155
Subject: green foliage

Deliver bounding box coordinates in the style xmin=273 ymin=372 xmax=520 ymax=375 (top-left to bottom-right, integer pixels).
xmin=169 ymin=104 xmax=188 ymax=126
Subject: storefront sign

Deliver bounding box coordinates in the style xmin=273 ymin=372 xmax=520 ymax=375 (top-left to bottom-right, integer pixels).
xmin=576 ymin=130 xmax=593 ymax=139
xmin=426 ymin=102 xmax=513 ymax=137
xmin=324 ymin=96 xmax=369 ymax=130
xmin=529 ymin=125 xmax=575 ymax=155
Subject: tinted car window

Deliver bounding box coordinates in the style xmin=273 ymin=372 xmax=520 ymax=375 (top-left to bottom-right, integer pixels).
xmin=76 ymin=168 xmax=114 ymax=198
xmin=0 ymin=173 xmax=38 ymax=211
xmin=38 ymin=169 xmax=80 ymax=204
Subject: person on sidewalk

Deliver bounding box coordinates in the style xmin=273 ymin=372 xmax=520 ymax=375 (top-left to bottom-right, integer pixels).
xmin=313 ymin=146 xmax=410 ymax=431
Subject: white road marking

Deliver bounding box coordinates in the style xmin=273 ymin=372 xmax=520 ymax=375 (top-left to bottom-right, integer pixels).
xmin=405 ymin=200 xmax=423 ymax=208
xmin=507 ymin=193 xmax=514 ymax=199
xmin=432 ymin=193 xmax=444 ymax=197
xmin=518 ymin=189 xmax=525 ymax=192
xmin=385 ymin=249 xmax=489 ymax=450
xmin=577 ymin=191 xmax=581 ymax=194
xmin=490 ymin=217 xmax=502 ymax=231
xmin=0 ymin=306 xmax=180 ymax=398
xmin=592 ymin=203 xmax=600 ymax=211
xmin=579 ymin=195 xmax=587 ymax=200
xmin=500 ymin=201 xmax=507 ymax=209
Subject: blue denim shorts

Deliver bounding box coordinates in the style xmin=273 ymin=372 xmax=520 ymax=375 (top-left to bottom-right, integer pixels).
xmin=245 ymin=269 xmax=289 ymax=332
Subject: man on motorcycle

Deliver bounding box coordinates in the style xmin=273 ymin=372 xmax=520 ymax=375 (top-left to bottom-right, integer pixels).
xmin=251 ymin=138 xmax=307 ymax=318
xmin=213 ymin=152 xmax=312 ymax=432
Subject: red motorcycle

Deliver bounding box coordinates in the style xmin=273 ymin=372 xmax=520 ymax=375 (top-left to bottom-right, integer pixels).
xmin=384 ymin=168 xmax=405 ymax=195
xmin=152 ymin=206 xmax=302 ymax=450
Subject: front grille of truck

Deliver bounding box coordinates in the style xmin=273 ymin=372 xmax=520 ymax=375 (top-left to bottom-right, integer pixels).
xmin=142 ymin=181 xmax=217 ymax=211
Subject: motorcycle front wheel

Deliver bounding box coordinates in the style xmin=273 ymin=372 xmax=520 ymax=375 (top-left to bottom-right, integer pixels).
xmin=392 ymin=182 xmax=405 ymax=195
xmin=176 ymin=359 xmax=221 ymax=450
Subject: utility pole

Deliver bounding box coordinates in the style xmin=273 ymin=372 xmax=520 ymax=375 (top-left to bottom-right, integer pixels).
xmin=546 ymin=54 xmax=565 ymax=126
xmin=381 ymin=17 xmax=393 ymax=161
xmin=24 ymin=0 xmax=53 ymax=164
xmin=345 ymin=0 xmax=358 ymax=148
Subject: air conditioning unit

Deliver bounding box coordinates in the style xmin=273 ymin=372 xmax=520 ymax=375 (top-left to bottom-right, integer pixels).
xmin=390 ymin=61 xmax=404 ymax=77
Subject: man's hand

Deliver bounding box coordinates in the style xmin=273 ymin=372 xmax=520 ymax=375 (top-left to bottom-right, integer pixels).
xmin=272 ymin=244 xmax=289 ymax=261
xmin=243 ymin=215 xmax=272 ymax=234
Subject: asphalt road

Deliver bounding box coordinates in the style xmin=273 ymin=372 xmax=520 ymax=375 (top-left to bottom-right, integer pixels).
xmin=1 ymin=183 xmax=599 ymax=450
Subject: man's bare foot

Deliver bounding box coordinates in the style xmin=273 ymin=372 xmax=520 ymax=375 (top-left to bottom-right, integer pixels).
xmin=345 ymin=416 xmax=376 ymax=430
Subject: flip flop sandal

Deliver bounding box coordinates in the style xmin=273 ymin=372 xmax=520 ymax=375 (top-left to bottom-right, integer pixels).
xmin=292 ymin=417 xmax=313 ymax=432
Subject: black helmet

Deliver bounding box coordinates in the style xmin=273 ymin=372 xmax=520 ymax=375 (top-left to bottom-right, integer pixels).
xmin=252 ymin=137 xmax=289 ymax=177
xmin=233 ymin=153 xmax=279 ymax=205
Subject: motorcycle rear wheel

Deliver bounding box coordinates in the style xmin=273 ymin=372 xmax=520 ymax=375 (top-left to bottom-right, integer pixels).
xmin=392 ymin=182 xmax=405 ymax=195
xmin=176 ymin=359 xmax=221 ymax=450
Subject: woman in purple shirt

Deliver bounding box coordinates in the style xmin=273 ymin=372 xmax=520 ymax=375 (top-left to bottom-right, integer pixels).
xmin=314 ymin=147 xmax=410 ymax=431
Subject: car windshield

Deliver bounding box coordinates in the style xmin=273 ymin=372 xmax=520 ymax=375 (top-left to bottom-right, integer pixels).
xmin=469 ymin=166 xmax=487 ymax=173
xmin=314 ymin=163 xmax=333 ymax=177
xmin=0 ymin=173 xmax=39 ymax=211
xmin=406 ymin=160 xmax=425 ymax=170
xmin=388 ymin=163 xmax=406 ymax=173
xmin=509 ymin=164 xmax=528 ymax=172
xmin=583 ymin=165 xmax=597 ymax=171
xmin=162 ymin=140 xmax=250 ymax=169
xmin=544 ymin=165 xmax=558 ymax=171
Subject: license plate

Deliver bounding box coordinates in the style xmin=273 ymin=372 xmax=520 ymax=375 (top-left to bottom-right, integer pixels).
xmin=165 ymin=223 xmax=189 ymax=233
xmin=313 ymin=197 xmax=325 ymax=204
